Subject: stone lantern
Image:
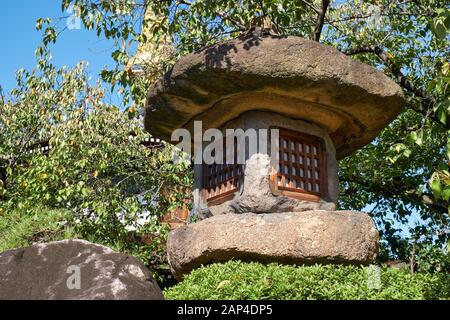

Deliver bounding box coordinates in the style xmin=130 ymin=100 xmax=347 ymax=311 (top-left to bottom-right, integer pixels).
xmin=144 ymin=35 xmax=405 ymax=280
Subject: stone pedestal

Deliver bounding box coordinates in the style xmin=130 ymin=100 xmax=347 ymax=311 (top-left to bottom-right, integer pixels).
xmin=167 ymin=211 xmax=379 ymax=280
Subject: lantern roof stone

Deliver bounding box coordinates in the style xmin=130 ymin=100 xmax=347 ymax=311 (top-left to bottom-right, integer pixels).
xmin=145 ymin=35 xmax=405 ymax=159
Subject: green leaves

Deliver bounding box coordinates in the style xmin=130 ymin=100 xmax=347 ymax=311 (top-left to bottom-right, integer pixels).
xmin=43 ymin=27 xmax=57 ymax=45
xmin=35 ymin=17 xmax=51 ymax=31
xmin=430 ymin=170 xmax=450 ymax=203
xmin=433 ymin=99 xmax=450 ymax=126
xmin=332 ymin=0 xmax=450 ymax=266
xmin=447 ymin=133 xmax=450 ymax=161
xmin=442 ymin=187 xmax=450 ymax=202
xmin=443 ymin=62 xmax=450 ymax=77
xmin=438 ymin=107 xmax=447 ymax=125
xmin=165 ymin=261 xmax=450 ymax=300
xmin=61 ymin=0 xmax=71 ymax=12
xmin=387 ymin=142 xmax=413 ymax=164
xmin=409 ymin=130 xmax=424 ymax=146
xmin=35 ymin=18 xmax=44 ymax=31
xmin=431 ymin=8 xmax=450 ymax=40
xmin=430 ymin=173 xmax=442 ymax=198
xmin=0 ymin=60 xmax=192 ymax=269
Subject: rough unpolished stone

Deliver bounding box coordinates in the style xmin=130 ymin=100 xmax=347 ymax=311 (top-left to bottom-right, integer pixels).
xmin=145 ymin=34 xmax=405 ymax=159
xmin=0 ymin=239 xmax=163 ymax=300
xmin=167 ymin=211 xmax=379 ymax=280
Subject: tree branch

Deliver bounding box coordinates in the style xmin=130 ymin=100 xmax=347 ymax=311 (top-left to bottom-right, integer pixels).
xmin=215 ymin=11 xmax=246 ymax=32
xmin=312 ymin=0 xmax=330 ymax=42
xmin=299 ymin=0 xmax=320 ymax=15
xmin=344 ymin=45 xmax=449 ymax=130
xmin=342 ymin=174 xmax=448 ymax=214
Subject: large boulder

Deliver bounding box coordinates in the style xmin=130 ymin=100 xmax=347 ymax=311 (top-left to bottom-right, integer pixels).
xmin=167 ymin=211 xmax=379 ymax=280
xmin=0 ymin=239 xmax=163 ymax=300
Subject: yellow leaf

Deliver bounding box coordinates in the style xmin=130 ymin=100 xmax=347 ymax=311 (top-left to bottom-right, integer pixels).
xmin=443 ymin=62 xmax=450 ymax=76
xmin=216 ymin=280 xmax=230 ymax=290
xmin=93 ymin=170 xmax=99 ymax=178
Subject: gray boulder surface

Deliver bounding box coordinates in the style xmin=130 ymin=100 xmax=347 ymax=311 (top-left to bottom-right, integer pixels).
xmin=0 ymin=239 xmax=163 ymax=300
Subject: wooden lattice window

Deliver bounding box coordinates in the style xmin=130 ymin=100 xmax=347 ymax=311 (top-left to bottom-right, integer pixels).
xmin=202 ymin=140 xmax=243 ymax=206
xmin=271 ymin=128 xmax=327 ymax=201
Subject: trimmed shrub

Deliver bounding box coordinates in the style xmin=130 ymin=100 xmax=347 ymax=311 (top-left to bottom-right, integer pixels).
xmin=164 ymin=260 xmax=450 ymax=300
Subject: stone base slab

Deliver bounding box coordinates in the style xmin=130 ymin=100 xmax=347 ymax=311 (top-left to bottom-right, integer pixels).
xmin=167 ymin=211 xmax=379 ymax=280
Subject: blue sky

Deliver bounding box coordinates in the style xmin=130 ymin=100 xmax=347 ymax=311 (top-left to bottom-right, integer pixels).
xmin=0 ymin=0 xmax=115 ymax=93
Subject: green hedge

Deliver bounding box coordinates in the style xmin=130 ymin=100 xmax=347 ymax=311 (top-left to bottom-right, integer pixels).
xmin=164 ymin=261 xmax=450 ymax=300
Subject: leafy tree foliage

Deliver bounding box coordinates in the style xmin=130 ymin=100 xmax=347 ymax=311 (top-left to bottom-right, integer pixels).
xmin=0 ymin=49 xmax=191 ymax=269
xmin=165 ymin=260 xmax=450 ymax=300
